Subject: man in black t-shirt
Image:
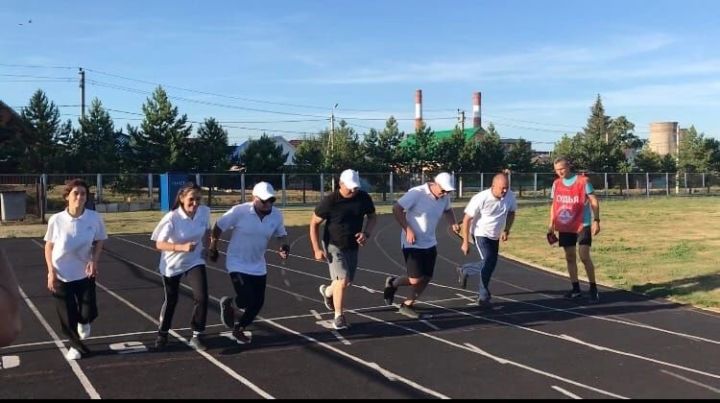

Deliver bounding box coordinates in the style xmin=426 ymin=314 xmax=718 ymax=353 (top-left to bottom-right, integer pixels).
xmin=310 ymin=169 xmax=377 ymax=330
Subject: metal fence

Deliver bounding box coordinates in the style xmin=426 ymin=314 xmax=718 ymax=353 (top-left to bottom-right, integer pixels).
xmin=1 ymin=172 xmax=718 ymax=220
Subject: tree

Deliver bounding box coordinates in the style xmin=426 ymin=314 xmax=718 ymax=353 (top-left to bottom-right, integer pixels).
xmin=129 ymin=86 xmax=193 ymax=172
xmin=633 ymin=147 xmax=662 ymax=173
xmin=659 ymin=154 xmax=677 ymax=173
xmin=240 ymin=134 xmax=289 ymax=173
xmin=20 ymin=90 xmax=71 ymax=173
xmin=678 ymin=126 xmax=711 ymax=172
xmin=399 ymin=122 xmax=437 ymax=172
xmin=293 ymin=136 xmax=325 ymax=173
xmin=192 ymin=118 xmax=230 ymax=172
xmin=505 ymin=138 xmax=534 ymax=172
xmin=476 ymin=123 xmax=505 ymax=172
xmin=551 ymin=134 xmax=581 ymax=165
xmin=435 ymin=126 xmax=466 ymax=172
xmin=323 ymin=121 xmax=364 ymax=173
xmin=71 ymin=99 xmax=121 ymax=173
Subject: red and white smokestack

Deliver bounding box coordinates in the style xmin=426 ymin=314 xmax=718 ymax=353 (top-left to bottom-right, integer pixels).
xmin=472 ymin=91 xmax=482 ymax=129
xmin=414 ymin=89 xmax=423 ymax=131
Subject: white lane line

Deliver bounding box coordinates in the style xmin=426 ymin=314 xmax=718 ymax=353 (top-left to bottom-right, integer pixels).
xmin=108 ymin=237 xmax=447 ymax=399
xmin=551 ymin=385 xmax=583 ymax=399
xmin=17 ymin=285 xmax=101 ymax=399
xmin=660 ymin=370 xmax=720 ymax=394
xmin=94 ymin=281 xmax=274 ymax=399
xmin=419 ymin=319 xmax=440 ymax=331
xmin=30 ymin=240 xmax=274 ymax=400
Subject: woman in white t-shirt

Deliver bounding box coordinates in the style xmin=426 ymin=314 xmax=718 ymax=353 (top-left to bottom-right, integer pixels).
xmin=150 ymin=183 xmax=211 ymax=351
xmin=44 ymin=179 xmax=107 ymax=360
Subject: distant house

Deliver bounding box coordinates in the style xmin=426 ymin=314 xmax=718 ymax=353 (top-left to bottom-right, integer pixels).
xmin=404 ymin=127 xmax=532 ymax=152
xmin=228 ymin=135 xmax=297 ymax=167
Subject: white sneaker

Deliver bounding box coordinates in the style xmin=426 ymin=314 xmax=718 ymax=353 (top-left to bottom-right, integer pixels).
xmin=66 ymin=347 xmax=82 ymax=360
xmin=77 ymin=323 xmax=91 ymax=340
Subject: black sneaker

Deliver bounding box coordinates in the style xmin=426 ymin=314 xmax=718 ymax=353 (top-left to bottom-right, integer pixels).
xmin=154 ymin=333 xmax=168 ymax=350
xmin=189 ymin=334 xmax=207 ymax=351
xmin=588 ymin=288 xmax=600 ymax=304
xmin=398 ymin=304 xmax=420 ymax=319
xmin=332 ymin=315 xmax=349 ymax=330
xmin=232 ymin=327 xmax=252 ymax=344
xmin=319 ymin=284 xmax=334 ymax=311
xmin=220 ymin=296 xmax=235 ymax=328
xmin=383 ymin=277 xmax=397 ymax=305
xmin=456 ymin=267 xmax=468 ymax=289
xmin=564 ymin=289 xmax=583 ymax=300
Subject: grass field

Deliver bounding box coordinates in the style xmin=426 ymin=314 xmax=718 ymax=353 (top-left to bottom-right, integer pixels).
xmin=1 ymin=197 xmax=717 ymax=309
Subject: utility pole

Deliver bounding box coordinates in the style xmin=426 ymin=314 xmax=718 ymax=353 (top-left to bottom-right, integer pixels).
xmin=79 ymin=67 xmax=86 ymax=119
xmin=460 ymin=110 xmax=465 ymax=131
xmin=675 ymin=124 xmax=681 ymax=194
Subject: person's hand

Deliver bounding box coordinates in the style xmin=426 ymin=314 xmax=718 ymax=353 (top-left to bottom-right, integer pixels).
xmin=278 ymin=245 xmax=289 ymax=260
xmin=208 ymin=247 xmax=219 ymax=262
xmin=313 ymin=248 xmax=326 ymax=261
xmin=592 ymin=221 xmax=601 ymax=236
xmin=500 ymin=230 xmax=509 ymax=242
xmin=355 ymin=232 xmax=369 ymax=247
xmin=47 ymin=272 xmax=57 ymax=293
xmin=85 ymin=260 xmax=98 ymax=279
xmin=461 ymin=242 xmax=470 ymax=256
xmin=404 ymin=227 xmax=416 ymax=245
xmin=451 ymin=223 xmax=460 ymax=235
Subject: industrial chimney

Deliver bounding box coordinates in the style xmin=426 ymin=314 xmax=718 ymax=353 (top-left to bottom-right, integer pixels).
xmin=415 ymin=89 xmax=423 ymax=131
xmin=472 ymin=91 xmax=482 ymax=129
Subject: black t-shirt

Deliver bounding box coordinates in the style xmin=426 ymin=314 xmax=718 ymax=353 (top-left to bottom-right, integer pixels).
xmin=315 ymin=190 xmax=376 ymax=250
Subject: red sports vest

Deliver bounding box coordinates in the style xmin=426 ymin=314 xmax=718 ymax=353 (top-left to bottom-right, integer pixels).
xmin=551 ymin=176 xmax=587 ymax=233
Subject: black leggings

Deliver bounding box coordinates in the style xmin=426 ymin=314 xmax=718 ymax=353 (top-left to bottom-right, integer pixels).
xmin=230 ymin=272 xmax=267 ymax=329
xmin=52 ymin=277 xmax=97 ymax=352
xmin=159 ymin=265 xmax=208 ymax=333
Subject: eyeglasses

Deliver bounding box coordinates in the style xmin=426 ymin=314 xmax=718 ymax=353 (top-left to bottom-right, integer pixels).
xmin=259 ymin=197 xmax=276 ymax=204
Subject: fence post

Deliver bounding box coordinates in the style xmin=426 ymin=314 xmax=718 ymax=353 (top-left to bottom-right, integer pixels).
xmin=281 ymin=173 xmax=286 ymax=207
xmin=148 ymin=173 xmax=153 ymax=201
xmin=320 ymin=173 xmax=325 ymax=199
xmin=389 ymin=171 xmax=394 ymax=202
xmin=646 ymin=172 xmax=650 ymax=197
xmin=459 ymin=175 xmax=463 ymax=198
xmin=684 ymin=172 xmax=688 ymax=193
xmin=625 ymin=172 xmax=629 ymax=194
xmin=666 ymin=172 xmax=669 ymax=196
xmin=241 ymin=174 xmax=246 ymax=203
xmin=96 ymin=173 xmax=103 ymax=203
xmin=480 ymin=173 xmax=484 ymax=191
xmin=41 ymin=173 xmax=47 ymax=223
xmin=195 ymin=173 xmax=201 ymax=187
xmin=421 ymin=171 xmax=425 ymax=184
xmin=533 ymin=173 xmax=538 ymax=194
xmin=702 ymin=172 xmax=706 ymax=191
xmin=604 ymin=172 xmax=608 ymax=197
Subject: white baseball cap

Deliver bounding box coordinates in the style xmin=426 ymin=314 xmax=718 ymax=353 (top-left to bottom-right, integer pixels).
xmin=434 ymin=172 xmax=455 ymax=192
xmin=339 ymin=169 xmax=361 ymax=190
xmin=252 ymin=181 xmax=275 ymax=201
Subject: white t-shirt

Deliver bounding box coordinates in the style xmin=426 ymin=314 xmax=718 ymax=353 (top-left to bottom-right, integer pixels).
xmin=464 ymin=189 xmax=517 ymax=240
xmin=44 ymin=209 xmax=108 ymax=282
xmin=396 ymin=183 xmax=452 ymax=249
xmin=215 ymin=202 xmax=287 ymax=275
xmin=151 ymin=205 xmax=211 ymax=277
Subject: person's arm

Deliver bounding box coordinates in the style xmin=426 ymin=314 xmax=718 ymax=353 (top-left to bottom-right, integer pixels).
xmin=44 ymin=241 xmax=57 ymax=292
xmin=443 ymin=208 xmax=460 ymax=233
xmin=276 ymin=235 xmax=290 ymax=259
xmin=208 ymin=223 xmax=223 ymax=262
xmin=85 ymin=240 xmax=104 ymax=278
xmin=309 ymin=213 xmax=326 ymax=260
xmin=588 ymin=193 xmax=601 ymax=235
xmin=155 ymin=240 xmax=196 ymax=253
xmin=0 ymin=248 xmax=21 ymax=347
xmin=501 ymin=211 xmax=516 ymax=241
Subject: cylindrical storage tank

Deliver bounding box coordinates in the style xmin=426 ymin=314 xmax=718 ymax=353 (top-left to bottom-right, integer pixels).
xmin=649 ymin=122 xmax=678 ymax=156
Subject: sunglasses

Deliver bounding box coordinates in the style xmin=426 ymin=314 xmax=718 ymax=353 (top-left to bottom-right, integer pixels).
xmin=259 ymin=197 xmax=276 ymax=204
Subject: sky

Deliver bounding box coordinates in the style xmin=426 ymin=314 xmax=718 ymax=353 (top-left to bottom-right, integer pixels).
xmin=2 ymin=0 xmax=719 ymax=151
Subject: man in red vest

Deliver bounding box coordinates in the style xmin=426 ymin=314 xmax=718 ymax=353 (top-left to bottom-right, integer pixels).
xmin=547 ymin=157 xmax=601 ymax=303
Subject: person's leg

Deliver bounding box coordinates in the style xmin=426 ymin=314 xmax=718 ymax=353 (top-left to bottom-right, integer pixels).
xmin=559 ymin=233 xmax=582 ymax=298
xmin=53 ymin=280 xmax=88 ymax=354
xmin=477 ymin=238 xmax=499 ymax=301
xmin=323 ymin=244 xmax=352 ymax=318
xmin=237 ymin=273 xmax=266 ymax=329
xmin=403 ymin=247 xmax=436 ymax=306
xmin=158 ymin=274 xmax=182 ymax=334
xmin=185 ymin=265 xmax=209 ymax=333
xmin=577 ymin=227 xmax=598 ymax=302
xmin=77 ymin=278 xmax=98 ymax=325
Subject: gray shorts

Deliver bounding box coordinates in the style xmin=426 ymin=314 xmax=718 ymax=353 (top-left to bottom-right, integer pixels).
xmin=324 ymin=243 xmax=358 ymax=282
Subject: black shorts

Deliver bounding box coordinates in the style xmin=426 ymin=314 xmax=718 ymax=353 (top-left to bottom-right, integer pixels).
xmin=402 ymin=246 xmax=437 ymax=279
xmin=559 ymin=226 xmax=592 ymax=247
